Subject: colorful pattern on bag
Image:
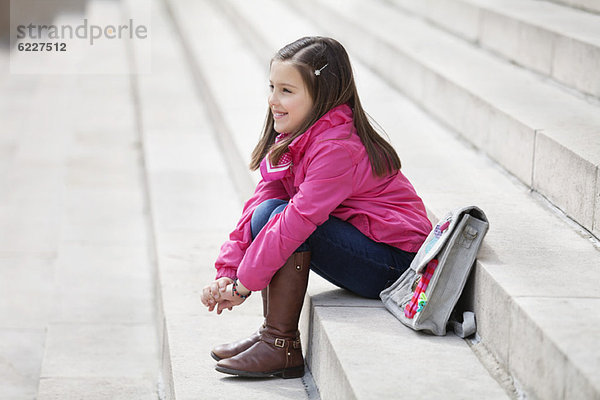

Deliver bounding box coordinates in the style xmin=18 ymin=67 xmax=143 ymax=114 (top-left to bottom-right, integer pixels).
xmin=404 ymin=259 xmax=438 ymax=319
xmin=424 ymin=219 xmax=451 ymax=253
xmin=417 ymin=292 xmax=428 ymax=312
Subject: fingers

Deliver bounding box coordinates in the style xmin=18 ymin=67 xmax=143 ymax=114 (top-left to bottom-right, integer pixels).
xmin=218 ymin=279 xmax=229 ymax=292
xmin=201 ymin=279 xmax=238 ymax=314
xmin=201 ymin=284 xmax=219 ymax=309
xmin=209 ymin=282 xmax=220 ymax=299
xmin=217 ymin=300 xmax=233 ymax=315
xmin=201 ymin=286 xmax=212 ymax=307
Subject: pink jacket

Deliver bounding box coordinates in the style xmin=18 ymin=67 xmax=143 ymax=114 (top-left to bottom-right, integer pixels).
xmin=215 ymin=104 xmax=432 ymax=291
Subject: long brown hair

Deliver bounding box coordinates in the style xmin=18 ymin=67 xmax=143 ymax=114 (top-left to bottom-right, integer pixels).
xmin=249 ymin=36 xmax=401 ymax=177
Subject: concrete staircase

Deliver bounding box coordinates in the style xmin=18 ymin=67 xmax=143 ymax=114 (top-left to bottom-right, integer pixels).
xmin=3 ymin=0 xmax=594 ymax=398
xmin=151 ymin=0 xmax=600 ymax=399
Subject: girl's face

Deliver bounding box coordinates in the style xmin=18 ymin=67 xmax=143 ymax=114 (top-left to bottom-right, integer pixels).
xmin=268 ymin=60 xmax=313 ymax=134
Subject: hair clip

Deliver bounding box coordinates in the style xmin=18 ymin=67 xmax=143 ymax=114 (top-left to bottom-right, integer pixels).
xmin=315 ymin=63 xmax=328 ymax=76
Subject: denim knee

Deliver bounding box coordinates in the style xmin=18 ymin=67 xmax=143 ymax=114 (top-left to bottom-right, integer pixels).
xmin=251 ymin=199 xmax=288 ymax=239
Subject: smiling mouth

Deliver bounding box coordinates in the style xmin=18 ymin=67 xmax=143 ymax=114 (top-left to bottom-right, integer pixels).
xmin=272 ymin=111 xmax=287 ymax=119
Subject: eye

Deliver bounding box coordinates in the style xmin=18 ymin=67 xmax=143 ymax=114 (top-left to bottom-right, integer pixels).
xmin=283 ymin=88 xmax=292 ymax=93
xmin=268 ymin=84 xmax=274 ymax=91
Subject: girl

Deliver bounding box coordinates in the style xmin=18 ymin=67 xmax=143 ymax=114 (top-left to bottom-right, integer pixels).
xmin=201 ymin=36 xmax=432 ymax=379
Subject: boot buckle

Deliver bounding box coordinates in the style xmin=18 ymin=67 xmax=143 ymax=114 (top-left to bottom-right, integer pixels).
xmin=274 ymin=338 xmax=285 ymax=348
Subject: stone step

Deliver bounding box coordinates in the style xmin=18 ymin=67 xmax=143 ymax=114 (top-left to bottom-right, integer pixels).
xmin=290 ymin=0 xmax=600 ymax=240
xmin=178 ymin=0 xmax=600 ymax=399
xmin=385 ymin=0 xmax=600 ymax=99
xmin=300 ymin=276 xmax=510 ymax=399
xmin=31 ymin=0 xmax=160 ymax=396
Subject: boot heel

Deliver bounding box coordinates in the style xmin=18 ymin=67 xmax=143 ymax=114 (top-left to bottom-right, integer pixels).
xmin=281 ymin=365 xmax=305 ymax=379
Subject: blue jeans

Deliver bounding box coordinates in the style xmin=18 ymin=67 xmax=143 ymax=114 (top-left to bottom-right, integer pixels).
xmin=250 ymin=199 xmax=415 ymax=299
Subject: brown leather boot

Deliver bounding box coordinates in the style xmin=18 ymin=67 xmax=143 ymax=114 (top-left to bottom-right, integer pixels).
xmin=210 ymin=288 xmax=268 ymax=361
xmin=215 ymin=251 xmax=311 ymax=379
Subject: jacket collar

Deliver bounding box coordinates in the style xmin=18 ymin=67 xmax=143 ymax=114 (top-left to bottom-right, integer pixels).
xmin=288 ymin=103 xmax=353 ymax=162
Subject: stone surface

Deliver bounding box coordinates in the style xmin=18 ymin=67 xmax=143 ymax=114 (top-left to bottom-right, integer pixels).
xmin=471 ymin=264 xmax=512 ymax=370
xmin=313 ymin=306 xmax=508 ymax=399
xmin=0 ymin=329 xmax=46 ymax=400
xmin=51 ymin=243 xmax=155 ymax=324
xmin=0 ymin=255 xmax=55 ymax=329
xmin=515 ymin=297 xmax=600 ymax=400
xmin=508 ymin=300 xmax=567 ymax=400
xmin=389 ymin=0 xmax=600 ymax=98
xmin=533 ymin=131 xmax=597 ymax=233
xmin=553 ymin=34 xmax=600 ymax=98
xmin=37 ymin=378 xmax=157 ymax=400
xmin=479 ymin=7 xmax=555 ymax=76
xmin=307 ymin=273 xmax=384 ymax=309
xmin=305 ymin=308 xmax=354 ymax=400
xmin=166 ymin=313 xmax=308 ymax=400
xmin=40 ymin=323 xmax=158 ymax=379
xmin=396 ymin=0 xmax=481 ymax=41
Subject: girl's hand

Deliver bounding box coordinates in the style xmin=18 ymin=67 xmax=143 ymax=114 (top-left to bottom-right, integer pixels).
xmin=214 ymin=284 xmax=247 ymax=315
xmin=201 ymin=277 xmax=234 ymax=312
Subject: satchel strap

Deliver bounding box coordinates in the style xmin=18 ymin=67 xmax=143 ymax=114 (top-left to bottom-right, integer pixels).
xmin=448 ymin=311 xmax=477 ymax=338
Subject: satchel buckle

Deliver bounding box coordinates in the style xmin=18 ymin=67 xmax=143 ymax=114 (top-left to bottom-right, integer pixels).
xmin=411 ymin=275 xmax=421 ymax=292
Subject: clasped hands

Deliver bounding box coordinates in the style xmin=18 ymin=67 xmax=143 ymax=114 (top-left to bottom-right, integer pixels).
xmin=201 ymin=277 xmax=248 ymax=314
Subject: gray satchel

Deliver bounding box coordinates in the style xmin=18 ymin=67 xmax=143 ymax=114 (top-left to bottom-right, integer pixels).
xmin=380 ymin=206 xmax=489 ymax=338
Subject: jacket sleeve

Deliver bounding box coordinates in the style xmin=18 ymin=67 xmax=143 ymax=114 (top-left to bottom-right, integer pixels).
xmin=237 ymin=142 xmax=355 ymax=290
xmin=214 ymin=178 xmax=289 ymax=280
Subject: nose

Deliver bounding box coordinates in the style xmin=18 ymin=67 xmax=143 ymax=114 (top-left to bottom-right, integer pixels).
xmin=268 ymin=91 xmax=279 ymax=108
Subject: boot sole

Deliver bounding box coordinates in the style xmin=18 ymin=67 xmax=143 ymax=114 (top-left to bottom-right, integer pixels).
xmin=210 ymin=351 xmax=222 ymax=362
xmin=215 ymin=365 xmax=305 ymax=379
